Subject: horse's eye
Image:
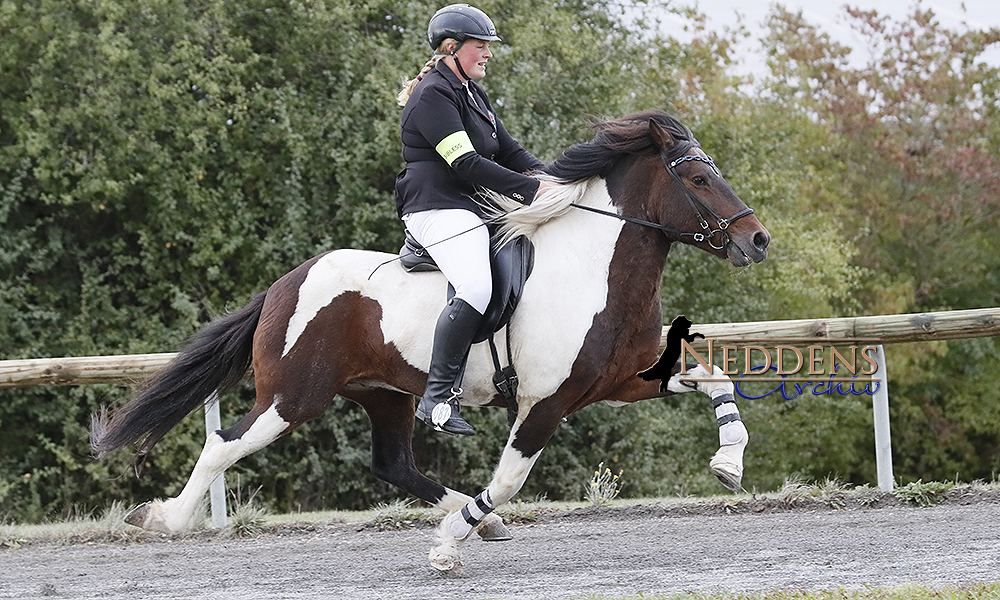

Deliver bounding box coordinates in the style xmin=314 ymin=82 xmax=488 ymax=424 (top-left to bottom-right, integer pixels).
xmin=692 ymin=176 xmax=707 ymax=186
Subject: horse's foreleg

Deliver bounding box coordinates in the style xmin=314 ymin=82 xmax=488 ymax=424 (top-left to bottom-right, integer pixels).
xmin=430 ymin=400 xmax=562 ymax=571
xmin=667 ymin=363 xmax=748 ymax=491
xmin=356 ymin=390 xmax=512 ymax=545
xmin=125 ymin=402 xmax=291 ymax=533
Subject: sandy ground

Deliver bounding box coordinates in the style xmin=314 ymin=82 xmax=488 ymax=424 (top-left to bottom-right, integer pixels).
xmin=3 ymin=497 xmax=1000 ymax=600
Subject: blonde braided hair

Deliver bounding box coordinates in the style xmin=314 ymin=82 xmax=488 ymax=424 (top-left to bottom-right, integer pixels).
xmin=397 ymin=39 xmax=458 ymax=107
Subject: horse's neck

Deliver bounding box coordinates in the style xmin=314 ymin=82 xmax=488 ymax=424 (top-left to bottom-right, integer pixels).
xmin=532 ymin=177 xmax=671 ymax=324
xmin=604 ymin=224 xmax=672 ymax=332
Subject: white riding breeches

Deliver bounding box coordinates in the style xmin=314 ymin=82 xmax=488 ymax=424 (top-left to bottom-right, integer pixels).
xmin=403 ymin=209 xmax=492 ymax=315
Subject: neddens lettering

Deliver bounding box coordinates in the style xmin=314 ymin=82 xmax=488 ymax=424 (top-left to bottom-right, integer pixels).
xmin=677 ymin=338 xmax=882 ymax=399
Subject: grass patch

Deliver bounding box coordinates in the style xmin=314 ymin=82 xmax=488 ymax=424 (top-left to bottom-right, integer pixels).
xmin=369 ymin=499 xmax=436 ymax=531
xmin=0 ymin=501 xmax=148 ymax=545
xmin=496 ymin=494 xmax=551 ymax=523
xmin=221 ymin=485 xmax=271 ymax=539
xmin=892 ymin=480 xmax=954 ymax=507
xmin=776 ymin=476 xmax=852 ymax=509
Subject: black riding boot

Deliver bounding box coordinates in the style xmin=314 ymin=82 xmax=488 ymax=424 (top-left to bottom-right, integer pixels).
xmin=415 ymin=298 xmax=481 ymax=436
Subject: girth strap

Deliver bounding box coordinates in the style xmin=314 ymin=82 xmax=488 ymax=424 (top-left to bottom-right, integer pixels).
xmin=489 ymin=332 xmax=520 ymax=427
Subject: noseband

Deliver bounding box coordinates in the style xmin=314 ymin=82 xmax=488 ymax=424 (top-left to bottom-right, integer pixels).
xmin=570 ymin=148 xmax=755 ymax=250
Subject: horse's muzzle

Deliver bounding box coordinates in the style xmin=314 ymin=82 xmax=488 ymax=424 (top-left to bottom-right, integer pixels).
xmin=726 ymin=226 xmax=770 ymax=267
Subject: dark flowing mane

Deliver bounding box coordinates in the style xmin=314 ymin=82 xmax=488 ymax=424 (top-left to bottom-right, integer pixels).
xmin=543 ymin=110 xmax=698 ymax=183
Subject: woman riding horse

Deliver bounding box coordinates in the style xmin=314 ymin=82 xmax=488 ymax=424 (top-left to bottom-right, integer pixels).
xmin=91 ymin=12 xmax=771 ymax=564
xmin=395 ymin=3 xmax=561 ymax=436
xmin=92 ymin=108 xmax=768 ymax=571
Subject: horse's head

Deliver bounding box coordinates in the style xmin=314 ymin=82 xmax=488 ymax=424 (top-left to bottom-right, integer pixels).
xmin=488 ymin=110 xmax=770 ymax=266
xmin=646 ymin=117 xmax=770 ymax=267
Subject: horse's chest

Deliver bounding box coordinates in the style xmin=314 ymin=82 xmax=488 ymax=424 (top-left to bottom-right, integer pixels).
xmin=496 ymin=203 xmax=625 ymax=404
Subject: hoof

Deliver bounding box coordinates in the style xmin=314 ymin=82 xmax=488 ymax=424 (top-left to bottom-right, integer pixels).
xmin=429 ymin=547 xmax=463 ymax=572
xmin=124 ymin=502 xmax=152 ymax=528
xmin=476 ymin=517 xmax=513 ymax=542
xmin=710 ymin=425 xmax=747 ymax=493
xmin=710 ymin=448 xmax=745 ymax=493
xmin=124 ymin=500 xmax=176 ymax=533
xmin=710 ymin=464 xmax=744 ymax=493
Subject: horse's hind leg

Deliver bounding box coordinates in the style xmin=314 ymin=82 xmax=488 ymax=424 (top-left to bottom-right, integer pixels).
xmin=126 ymin=399 xmax=294 ymax=533
xmin=351 ymin=389 xmax=511 ymax=542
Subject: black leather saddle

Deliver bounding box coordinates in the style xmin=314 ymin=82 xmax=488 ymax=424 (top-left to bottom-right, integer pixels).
xmin=400 ymin=229 xmax=535 ymax=344
xmin=400 ymin=229 xmax=534 ymax=425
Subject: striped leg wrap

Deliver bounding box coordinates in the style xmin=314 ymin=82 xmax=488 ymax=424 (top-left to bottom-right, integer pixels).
xmin=711 ymin=391 xmax=741 ymax=427
xmin=460 ymin=489 xmax=495 ymax=528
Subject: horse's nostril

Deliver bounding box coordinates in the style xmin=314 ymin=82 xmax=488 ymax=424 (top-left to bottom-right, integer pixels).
xmin=754 ymin=231 xmax=770 ymax=251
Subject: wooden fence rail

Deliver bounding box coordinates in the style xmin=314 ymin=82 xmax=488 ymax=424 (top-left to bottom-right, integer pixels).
xmin=1 ymin=307 xmax=999 ymax=389
xmin=680 ymin=306 xmax=1000 ymax=349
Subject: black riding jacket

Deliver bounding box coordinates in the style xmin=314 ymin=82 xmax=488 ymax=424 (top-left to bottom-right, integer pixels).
xmin=395 ymin=61 xmax=544 ymax=218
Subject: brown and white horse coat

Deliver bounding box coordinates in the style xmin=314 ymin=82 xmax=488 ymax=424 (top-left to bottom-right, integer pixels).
xmin=92 ymin=110 xmax=769 ymax=570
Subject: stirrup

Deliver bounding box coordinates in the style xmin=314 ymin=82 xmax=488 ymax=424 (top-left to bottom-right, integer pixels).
xmin=416 ymin=391 xmax=476 ymax=436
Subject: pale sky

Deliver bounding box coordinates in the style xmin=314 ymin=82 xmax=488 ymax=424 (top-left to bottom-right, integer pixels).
xmin=661 ymin=0 xmax=1000 ymax=75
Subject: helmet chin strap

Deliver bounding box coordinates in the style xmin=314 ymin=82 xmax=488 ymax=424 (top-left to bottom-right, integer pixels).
xmin=435 ymin=39 xmax=471 ymax=81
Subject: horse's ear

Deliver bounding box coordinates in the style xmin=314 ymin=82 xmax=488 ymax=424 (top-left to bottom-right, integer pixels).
xmin=648 ymin=118 xmax=677 ymax=153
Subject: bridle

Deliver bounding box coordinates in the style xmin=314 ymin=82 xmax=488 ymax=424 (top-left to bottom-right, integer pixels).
xmin=570 ymin=147 xmax=755 ymax=250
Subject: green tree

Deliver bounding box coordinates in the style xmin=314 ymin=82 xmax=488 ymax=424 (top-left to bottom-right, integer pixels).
xmin=754 ymin=4 xmax=1000 ymax=484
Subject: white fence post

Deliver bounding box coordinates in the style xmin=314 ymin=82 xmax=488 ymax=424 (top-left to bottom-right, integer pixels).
xmin=204 ymin=392 xmax=228 ymax=528
xmin=871 ymin=345 xmax=894 ymax=491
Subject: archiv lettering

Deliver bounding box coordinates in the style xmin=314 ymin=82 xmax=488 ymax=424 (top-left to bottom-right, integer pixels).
xmin=734 ymin=365 xmax=881 ymax=400
xmin=678 ymin=338 xmax=882 ymax=400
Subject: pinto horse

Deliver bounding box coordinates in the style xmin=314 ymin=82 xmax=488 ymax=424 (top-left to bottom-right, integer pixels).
xmin=91 ymin=110 xmax=769 ymax=570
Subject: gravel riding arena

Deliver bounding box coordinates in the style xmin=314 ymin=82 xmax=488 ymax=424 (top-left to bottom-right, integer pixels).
xmin=5 ymin=491 xmax=1000 ymax=600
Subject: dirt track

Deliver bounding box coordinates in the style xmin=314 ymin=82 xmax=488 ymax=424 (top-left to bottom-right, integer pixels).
xmin=4 ymin=497 xmax=1000 ymax=600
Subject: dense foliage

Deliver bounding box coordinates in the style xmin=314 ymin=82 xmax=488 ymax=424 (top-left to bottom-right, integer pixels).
xmin=2 ymin=0 xmax=999 ymax=522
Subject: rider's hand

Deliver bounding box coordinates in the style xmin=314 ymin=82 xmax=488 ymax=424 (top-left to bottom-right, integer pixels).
xmin=534 ymin=180 xmax=561 ymax=202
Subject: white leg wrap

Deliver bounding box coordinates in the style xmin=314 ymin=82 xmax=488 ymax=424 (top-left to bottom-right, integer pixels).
xmin=708 ymin=388 xmax=747 ymax=491
xmin=711 ymin=389 xmax=744 ymax=446
xmin=444 ymin=489 xmax=495 ymax=541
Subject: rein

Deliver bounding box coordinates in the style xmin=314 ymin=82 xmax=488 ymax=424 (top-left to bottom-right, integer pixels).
xmin=570 ymin=150 xmax=754 ymax=250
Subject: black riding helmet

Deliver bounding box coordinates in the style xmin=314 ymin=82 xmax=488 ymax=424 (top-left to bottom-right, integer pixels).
xmin=427 ymin=4 xmax=502 ymax=50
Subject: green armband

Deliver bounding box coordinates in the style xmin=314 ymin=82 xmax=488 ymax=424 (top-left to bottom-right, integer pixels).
xmin=436 ymin=131 xmax=475 ymax=166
